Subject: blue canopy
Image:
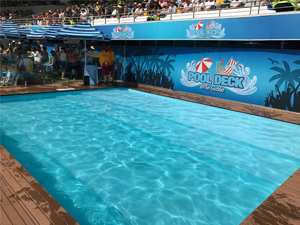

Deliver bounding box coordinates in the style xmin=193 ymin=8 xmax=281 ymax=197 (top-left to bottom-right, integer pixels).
xmin=27 ymin=23 xmax=63 ymax=39
xmin=56 ymin=21 xmax=110 ymax=41
xmin=0 ymin=21 xmax=32 ymax=39
xmin=55 ymin=21 xmax=111 ymax=77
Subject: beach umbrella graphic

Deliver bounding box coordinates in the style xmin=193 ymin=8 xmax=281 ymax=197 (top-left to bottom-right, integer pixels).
xmin=195 ymin=58 xmax=212 ymax=73
xmin=116 ymin=26 xmax=121 ymax=32
xmin=194 ymin=22 xmax=203 ymax=30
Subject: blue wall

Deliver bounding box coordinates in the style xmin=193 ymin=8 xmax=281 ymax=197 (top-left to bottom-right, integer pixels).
xmin=96 ymin=14 xmax=300 ymax=40
xmin=114 ymin=46 xmax=300 ymax=112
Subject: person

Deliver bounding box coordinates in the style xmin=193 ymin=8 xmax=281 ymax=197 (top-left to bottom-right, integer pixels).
xmin=51 ymin=42 xmax=59 ymax=52
xmin=159 ymin=0 xmax=169 ymax=8
xmin=178 ymin=0 xmax=187 ymax=10
xmin=86 ymin=46 xmax=95 ymax=65
xmin=0 ymin=40 xmax=4 ymax=54
xmin=168 ymin=0 xmax=177 ymax=13
xmin=151 ymin=0 xmax=163 ymax=12
xmin=57 ymin=46 xmax=68 ymax=79
xmin=81 ymin=48 xmax=87 ymax=76
xmin=111 ymin=6 xmax=118 ymax=18
xmin=67 ymin=46 xmax=76 ymax=78
xmin=40 ymin=46 xmax=49 ymax=64
xmin=73 ymin=45 xmax=82 ymax=78
xmin=90 ymin=46 xmax=109 ymax=85
xmin=44 ymin=50 xmax=59 ymax=75
xmin=183 ymin=0 xmax=194 ymax=12
xmin=204 ymin=0 xmax=215 ymax=10
xmin=28 ymin=47 xmax=42 ymax=72
xmin=121 ymin=5 xmax=132 ymax=18
xmin=107 ymin=46 xmax=115 ymax=81
xmin=135 ymin=3 xmax=144 ymax=16
xmin=229 ymin=0 xmax=244 ymax=8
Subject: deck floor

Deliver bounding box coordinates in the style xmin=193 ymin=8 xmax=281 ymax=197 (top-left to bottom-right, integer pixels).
xmin=0 ymin=145 xmax=79 ymax=225
xmin=241 ymin=168 xmax=300 ymax=225
xmin=1 ymin=82 xmax=300 ymax=225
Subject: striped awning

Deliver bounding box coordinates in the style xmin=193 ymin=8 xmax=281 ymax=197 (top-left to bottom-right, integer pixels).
xmin=27 ymin=23 xmax=63 ymax=39
xmin=0 ymin=21 xmax=32 ymax=39
xmin=56 ymin=21 xmax=110 ymax=41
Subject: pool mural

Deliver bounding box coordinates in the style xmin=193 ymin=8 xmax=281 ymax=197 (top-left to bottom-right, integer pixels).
xmin=18 ymin=41 xmax=299 ymax=112
xmin=113 ymin=46 xmax=300 ymax=113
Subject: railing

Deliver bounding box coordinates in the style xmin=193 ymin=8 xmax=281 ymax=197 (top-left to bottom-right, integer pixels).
xmin=9 ymin=1 xmax=300 ymax=26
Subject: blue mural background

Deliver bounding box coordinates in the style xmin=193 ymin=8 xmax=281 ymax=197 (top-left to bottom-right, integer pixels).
xmin=117 ymin=46 xmax=300 ymax=112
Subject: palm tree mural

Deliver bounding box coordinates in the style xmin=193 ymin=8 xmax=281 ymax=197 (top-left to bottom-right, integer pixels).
xmin=266 ymin=59 xmax=300 ymax=112
xmin=123 ymin=47 xmax=176 ymax=89
xmin=269 ymin=60 xmax=300 ymax=90
xmin=159 ymin=55 xmax=175 ymax=75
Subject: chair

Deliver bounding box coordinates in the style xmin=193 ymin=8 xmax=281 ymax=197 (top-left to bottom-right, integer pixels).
xmin=7 ymin=75 xmax=19 ymax=86
xmin=0 ymin=72 xmax=11 ymax=86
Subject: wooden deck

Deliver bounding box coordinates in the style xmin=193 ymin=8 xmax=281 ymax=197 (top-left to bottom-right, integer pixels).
xmin=241 ymin=168 xmax=300 ymax=225
xmin=0 ymin=145 xmax=79 ymax=225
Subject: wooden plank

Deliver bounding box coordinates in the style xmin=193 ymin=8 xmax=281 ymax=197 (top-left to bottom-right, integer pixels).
xmin=0 ymin=205 xmax=13 ymax=225
xmin=0 ymin=189 xmax=26 ymax=225
xmin=241 ymin=168 xmax=300 ymax=225
xmin=0 ymin=156 xmax=53 ymax=225
xmin=0 ymin=146 xmax=79 ymax=225
xmin=1 ymin=175 xmax=39 ymax=225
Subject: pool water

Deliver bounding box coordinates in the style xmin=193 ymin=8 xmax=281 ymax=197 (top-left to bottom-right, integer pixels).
xmin=1 ymin=88 xmax=300 ymax=225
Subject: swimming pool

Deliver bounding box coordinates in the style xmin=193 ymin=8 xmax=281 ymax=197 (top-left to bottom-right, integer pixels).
xmin=1 ymin=88 xmax=300 ymax=225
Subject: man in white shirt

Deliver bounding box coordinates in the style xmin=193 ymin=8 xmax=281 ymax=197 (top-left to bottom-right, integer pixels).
xmin=135 ymin=3 xmax=144 ymax=16
xmin=183 ymin=0 xmax=193 ymax=12
xmin=168 ymin=0 xmax=177 ymax=13
xmin=29 ymin=47 xmax=42 ymax=72
xmin=230 ymin=0 xmax=243 ymax=8
xmin=205 ymin=0 xmax=215 ymax=10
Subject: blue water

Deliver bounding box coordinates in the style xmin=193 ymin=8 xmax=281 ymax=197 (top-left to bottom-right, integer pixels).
xmin=1 ymin=88 xmax=300 ymax=225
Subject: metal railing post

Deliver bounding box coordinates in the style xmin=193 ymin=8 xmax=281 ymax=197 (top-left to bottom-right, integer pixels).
xmin=250 ymin=0 xmax=253 ymax=15
xmin=258 ymin=0 xmax=261 ymax=14
xmin=193 ymin=6 xmax=195 ymax=19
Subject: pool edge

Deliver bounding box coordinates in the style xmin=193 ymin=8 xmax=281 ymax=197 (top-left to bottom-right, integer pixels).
xmin=240 ymin=167 xmax=300 ymax=225
xmin=0 ymin=144 xmax=80 ymax=225
xmin=125 ymin=83 xmax=300 ymax=126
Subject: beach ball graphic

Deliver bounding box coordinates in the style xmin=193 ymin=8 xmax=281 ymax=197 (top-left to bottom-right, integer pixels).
xmin=195 ymin=58 xmax=212 ymax=73
xmin=116 ymin=26 xmax=121 ymax=32
xmin=194 ymin=22 xmax=203 ymax=30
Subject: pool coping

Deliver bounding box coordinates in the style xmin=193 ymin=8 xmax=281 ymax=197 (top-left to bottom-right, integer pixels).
xmin=0 ymin=144 xmax=79 ymax=225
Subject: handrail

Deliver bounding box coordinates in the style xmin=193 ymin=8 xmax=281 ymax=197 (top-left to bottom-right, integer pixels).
xmin=7 ymin=1 xmax=300 ymax=26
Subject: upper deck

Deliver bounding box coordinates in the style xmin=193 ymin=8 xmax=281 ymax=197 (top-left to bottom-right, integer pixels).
xmin=8 ymin=3 xmax=300 ymax=41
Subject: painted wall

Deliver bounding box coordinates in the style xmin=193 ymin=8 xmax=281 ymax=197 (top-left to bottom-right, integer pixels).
xmin=113 ymin=45 xmax=300 ymax=113
xmin=96 ymin=13 xmax=300 ymax=40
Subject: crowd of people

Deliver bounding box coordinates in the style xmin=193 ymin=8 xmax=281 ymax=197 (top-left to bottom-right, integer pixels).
xmin=1 ymin=0 xmax=299 ymax=24
xmin=1 ymin=10 xmax=35 ymax=21
xmin=1 ymin=0 xmax=252 ymax=25
xmin=1 ymin=39 xmax=115 ymax=84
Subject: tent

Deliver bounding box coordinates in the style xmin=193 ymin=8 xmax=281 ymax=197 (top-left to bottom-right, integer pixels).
xmin=56 ymin=21 xmax=111 ymax=76
xmin=0 ymin=21 xmax=32 ymax=39
xmin=27 ymin=23 xmax=63 ymax=39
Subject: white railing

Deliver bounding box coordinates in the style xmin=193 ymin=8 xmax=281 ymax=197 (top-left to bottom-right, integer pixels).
xmin=9 ymin=2 xmax=300 ymax=26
